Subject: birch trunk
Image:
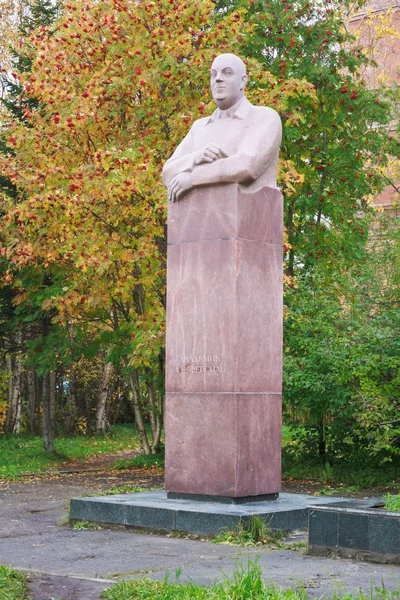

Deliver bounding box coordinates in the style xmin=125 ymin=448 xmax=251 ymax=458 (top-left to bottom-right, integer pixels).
xmin=124 ymin=360 xmax=151 ymax=455
xmin=64 ymin=374 xmax=76 ymax=434
xmin=146 ymin=379 xmax=162 ymax=454
xmin=4 ymin=332 xmax=23 ymax=434
xmin=96 ymin=361 xmax=112 ymax=433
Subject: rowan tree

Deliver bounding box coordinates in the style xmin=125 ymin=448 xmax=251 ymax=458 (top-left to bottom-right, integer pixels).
xmin=0 ymin=0 xmax=309 ymax=451
xmin=0 ymin=0 xmax=62 ymax=442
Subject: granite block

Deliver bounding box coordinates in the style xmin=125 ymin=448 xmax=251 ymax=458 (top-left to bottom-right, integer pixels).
xmin=175 ymin=510 xmax=242 ymax=535
xmin=165 ymin=393 xmax=281 ymax=498
xmin=269 ymin=509 xmax=309 ymax=531
xmin=70 ymin=498 xmax=125 ymax=525
xmin=165 ymin=393 xmax=237 ymax=497
xmin=308 ymin=503 xmax=400 ymax=564
xmin=167 ymin=184 xmax=283 ymax=245
xmin=308 ymin=509 xmax=339 ymax=547
xmin=125 ymin=505 xmax=175 ymax=530
xmin=165 ymin=185 xmax=283 ymax=500
xmin=368 ymin=514 xmax=400 ymax=554
xmin=166 ymin=240 xmax=282 ymax=394
xmin=70 ymin=492 xmax=347 ymax=536
xmin=235 ymin=394 xmax=281 ymax=497
xmin=339 ymin=512 xmax=370 ymax=551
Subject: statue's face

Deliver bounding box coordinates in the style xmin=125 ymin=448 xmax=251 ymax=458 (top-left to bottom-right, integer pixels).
xmin=210 ymin=54 xmax=247 ymax=110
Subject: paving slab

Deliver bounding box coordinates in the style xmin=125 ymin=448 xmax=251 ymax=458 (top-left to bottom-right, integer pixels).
xmin=0 ymin=474 xmax=399 ymax=600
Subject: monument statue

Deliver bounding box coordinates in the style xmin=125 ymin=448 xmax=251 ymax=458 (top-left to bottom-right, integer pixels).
xmin=162 ymin=53 xmax=282 ymax=203
xmin=164 ymin=53 xmax=283 ymax=503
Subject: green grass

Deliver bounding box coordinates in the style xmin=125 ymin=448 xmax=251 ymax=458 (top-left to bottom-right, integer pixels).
xmin=383 ymin=493 xmax=400 ymax=511
xmin=212 ymin=516 xmax=286 ymax=547
xmin=0 ymin=565 xmax=31 ymax=600
xmin=1 ymin=422 xmax=398 ymax=490
xmin=100 ymin=560 xmax=400 ymax=600
xmin=0 ymin=425 xmax=140 ymax=480
xmin=112 ymin=453 xmax=165 ymax=471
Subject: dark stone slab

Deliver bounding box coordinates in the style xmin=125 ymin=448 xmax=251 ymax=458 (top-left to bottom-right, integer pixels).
xmin=307 ymin=499 xmax=400 ymax=564
xmin=167 ymin=492 xmax=279 ymax=504
xmin=70 ymin=491 xmax=346 ymax=535
xmin=309 ymin=509 xmax=339 ymax=548
xmin=339 ymin=512 xmax=370 ymax=551
xmin=268 ymin=508 xmax=310 ymax=530
xmin=368 ymin=514 xmax=400 ymax=555
xmin=175 ymin=510 xmax=243 ymax=535
xmin=70 ymin=497 xmax=126 ymax=525
xmin=125 ymin=505 xmax=175 ymax=530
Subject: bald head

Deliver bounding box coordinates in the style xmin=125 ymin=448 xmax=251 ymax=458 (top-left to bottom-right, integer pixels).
xmin=210 ymin=53 xmax=247 ymax=110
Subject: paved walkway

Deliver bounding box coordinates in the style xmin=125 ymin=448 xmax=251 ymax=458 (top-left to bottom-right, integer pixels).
xmin=0 ymin=472 xmax=399 ymax=600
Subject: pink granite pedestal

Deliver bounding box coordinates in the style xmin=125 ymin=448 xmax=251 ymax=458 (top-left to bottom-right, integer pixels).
xmin=165 ymin=184 xmax=283 ymax=501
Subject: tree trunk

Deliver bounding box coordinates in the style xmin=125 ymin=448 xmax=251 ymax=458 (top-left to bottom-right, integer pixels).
xmin=4 ymin=332 xmax=23 ymax=434
xmin=42 ymin=316 xmax=55 ymax=452
xmin=42 ymin=372 xmax=54 ymax=452
xmin=318 ymin=419 xmax=327 ymax=463
xmin=146 ymin=378 xmax=162 ymax=454
xmin=64 ymin=373 xmax=76 ymax=435
xmin=50 ymin=370 xmax=56 ymax=431
xmin=26 ymin=370 xmax=37 ymax=434
xmin=124 ymin=359 xmax=151 ymax=455
xmin=96 ymin=361 xmax=112 ymax=434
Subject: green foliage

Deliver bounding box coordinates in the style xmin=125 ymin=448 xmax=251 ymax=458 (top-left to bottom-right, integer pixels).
xmin=217 ymin=0 xmax=398 ymax=273
xmin=100 ymin=560 xmax=400 ymax=600
xmin=283 ymin=207 xmax=400 ymax=466
xmin=282 ymin=426 xmax=399 ymax=487
xmin=72 ymin=520 xmax=102 ymax=530
xmin=214 ymin=0 xmax=400 ymax=467
xmin=383 ymin=494 xmax=400 ymax=512
xmin=113 ymin=453 xmax=165 ymax=471
xmin=212 ymin=517 xmax=285 ymax=547
xmin=0 ymin=424 xmax=140 ymax=479
xmin=0 ymin=565 xmax=31 ymax=600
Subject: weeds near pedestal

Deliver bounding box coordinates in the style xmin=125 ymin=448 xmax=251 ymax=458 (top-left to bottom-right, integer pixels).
xmin=72 ymin=520 xmax=102 ymax=530
xmin=212 ymin=516 xmax=285 ymax=547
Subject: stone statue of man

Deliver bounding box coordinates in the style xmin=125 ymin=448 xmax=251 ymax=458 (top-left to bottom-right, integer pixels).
xmin=162 ymin=53 xmax=282 ymax=203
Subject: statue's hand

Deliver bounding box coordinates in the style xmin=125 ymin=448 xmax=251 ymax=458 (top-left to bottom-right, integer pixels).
xmin=193 ymin=144 xmax=223 ymax=166
xmin=168 ymin=172 xmax=194 ymax=203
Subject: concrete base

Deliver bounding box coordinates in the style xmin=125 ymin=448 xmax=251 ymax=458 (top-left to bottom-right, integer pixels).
xmin=308 ymin=499 xmax=400 ymax=565
xmin=70 ymin=491 xmax=346 ymax=535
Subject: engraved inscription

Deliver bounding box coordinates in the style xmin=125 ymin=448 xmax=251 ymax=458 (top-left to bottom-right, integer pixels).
xmin=176 ymin=353 xmax=224 ymax=375
xmin=180 ymin=354 xmax=220 ymax=364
